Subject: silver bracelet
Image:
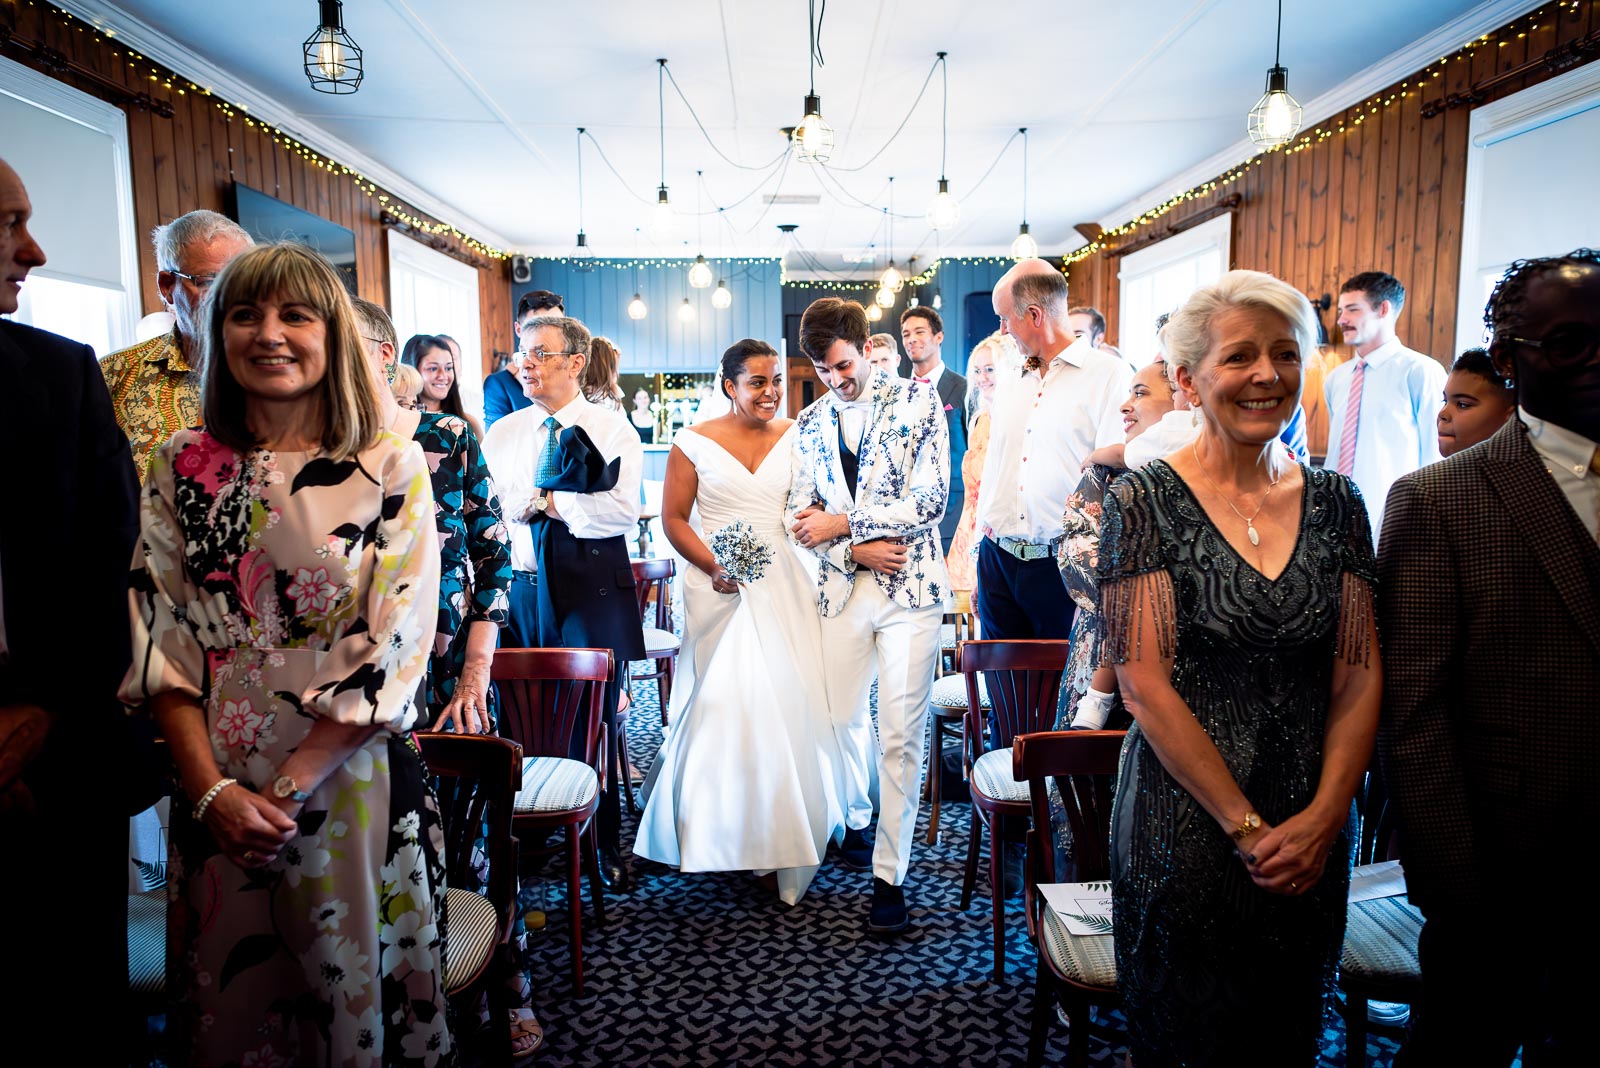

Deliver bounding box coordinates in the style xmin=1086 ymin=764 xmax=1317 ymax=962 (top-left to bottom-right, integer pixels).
xmin=192 ymin=777 xmax=237 ymax=821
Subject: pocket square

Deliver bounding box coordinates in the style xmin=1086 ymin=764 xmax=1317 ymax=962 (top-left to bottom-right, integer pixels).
xmin=943 ymin=403 xmax=954 ymax=412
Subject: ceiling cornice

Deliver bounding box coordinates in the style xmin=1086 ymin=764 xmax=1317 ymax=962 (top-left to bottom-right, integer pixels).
xmin=1086 ymin=0 xmax=1547 ymax=251
xmin=51 ymin=0 xmax=514 ymax=250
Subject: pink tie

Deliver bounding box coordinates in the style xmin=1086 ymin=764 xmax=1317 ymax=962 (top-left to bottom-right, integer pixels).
xmin=915 ymin=376 xmax=930 ymax=384
xmin=1337 ymin=358 xmax=1366 ymax=476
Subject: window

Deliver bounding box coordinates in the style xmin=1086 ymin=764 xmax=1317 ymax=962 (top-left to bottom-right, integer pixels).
xmin=387 ymin=231 xmax=483 ymax=420
xmin=1116 ymin=214 xmax=1232 ymax=368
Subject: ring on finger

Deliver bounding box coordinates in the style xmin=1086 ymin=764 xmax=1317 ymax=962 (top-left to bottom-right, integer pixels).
xmin=243 ymin=850 xmax=256 ymax=863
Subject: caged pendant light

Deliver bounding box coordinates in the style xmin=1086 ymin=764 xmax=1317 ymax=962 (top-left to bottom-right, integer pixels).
xmin=303 ymin=0 xmax=363 ymax=94
xmin=1248 ymin=0 xmax=1303 ymax=149
xmin=792 ymin=0 xmax=835 ymax=163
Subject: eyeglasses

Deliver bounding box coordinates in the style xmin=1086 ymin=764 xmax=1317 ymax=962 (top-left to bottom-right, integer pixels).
xmin=362 ymin=336 xmax=387 ymax=347
xmin=1502 ymin=328 xmax=1599 ymax=368
xmin=163 ymin=269 xmax=219 ymax=290
xmin=517 ymin=348 xmax=579 ymax=364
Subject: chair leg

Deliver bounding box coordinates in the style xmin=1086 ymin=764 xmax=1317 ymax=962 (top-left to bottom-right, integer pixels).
xmin=1027 ymin=965 xmax=1054 ymax=1068
xmin=925 ymin=720 xmax=943 ymax=846
xmin=567 ymin=824 xmax=585 ymax=997
xmin=1345 ymin=991 xmax=1369 ymax=1068
xmin=658 ymin=657 xmax=674 ymax=722
xmin=616 ymin=720 xmax=638 ymax=815
xmin=1064 ymin=990 xmax=1090 ymax=1068
xmin=960 ymin=801 xmax=982 ymax=910
xmin=988 ymin=810 xmax=1006 ymax=982
xmin=581 ymin=819 xmax=606 ymax=925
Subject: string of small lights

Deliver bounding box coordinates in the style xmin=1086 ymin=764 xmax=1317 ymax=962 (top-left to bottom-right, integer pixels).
xmin=1061 ymin=0 xmax=1593 ymax=268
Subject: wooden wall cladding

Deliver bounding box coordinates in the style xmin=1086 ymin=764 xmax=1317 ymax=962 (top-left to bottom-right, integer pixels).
xmin=1 ymin=2 xmax=513 ymax=373
xmin=1067 ymin=1 xmax=1600 ymax=364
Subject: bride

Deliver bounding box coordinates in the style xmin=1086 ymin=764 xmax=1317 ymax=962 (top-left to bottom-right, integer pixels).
xmin=635 ymin=339 xmax=846 ymax=904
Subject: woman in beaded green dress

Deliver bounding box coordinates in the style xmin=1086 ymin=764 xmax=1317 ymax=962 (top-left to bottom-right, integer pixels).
xmin=1097 ymin=270 xmax=1382 ymax=1065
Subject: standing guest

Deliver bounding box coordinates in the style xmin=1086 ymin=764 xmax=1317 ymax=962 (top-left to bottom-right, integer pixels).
xmin=1378 ymin=249 xmax=1600 ymax=1066
xmin=868 ymin=332 xmax=903 ymax=378
xmin=945 ymin=333 xmax=1003 ymax=593
xmin=392 ymin=361 xmax=424 ymax=410
xmin=1067 ymin=305 xmax=1107 ymax=349
xmin=584 ymin=336 xmax=626 ymax=411
xmin=100 ymin=209 xmax=253 ymax=481
xmin=630 ymin=387 xmax=657 ymax=442
xmin=0 ymin=157 xmax=142 ymax=1035
xmin=1102 ymin=269 xmax=1380 ymax=1063
xmin=977 ymin=259 xmax=1130 ymax=644
xmin=482 ymin=316 xmax=645 ymax=891
xmin=121 ymin=243 xmax=448 ymax=1064
xmin=1324 ymin=271 xmax=1446 ymax=541
xmin=404 ymin=333 xmax=483 ymax=438
xmin=485 ymin=289 xmax=563 ymax=429
xmin=435 ymin=333 xmax=487 ymax=438
xmin=1435 ymin=347 xmax=1515 ymax=457
xmin=901 ymin=306 xmax=968 ymax=549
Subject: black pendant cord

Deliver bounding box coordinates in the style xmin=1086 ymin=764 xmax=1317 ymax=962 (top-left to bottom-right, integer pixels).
xmin=658 ymin=58 xmax=667 ymax=189
xmin=1275 ymin=0 xmax=1284 ymax=67
xmin=576 ymin=127 xmax=586 ymax=235
xmin=1021 ymin=127 xmax=1029 ymax=227
xmin=938 ymin=52 xmax=949 ymax=181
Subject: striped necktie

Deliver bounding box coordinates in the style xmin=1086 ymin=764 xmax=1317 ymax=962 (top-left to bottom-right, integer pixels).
xmin=536 ymin=416 xmax=561 ymax=485
xmin=1336 ymin=358 xmax=1366 ymax=476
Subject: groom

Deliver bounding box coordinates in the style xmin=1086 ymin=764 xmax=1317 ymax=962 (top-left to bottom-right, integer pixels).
xmin=787 ymin=297 xmax=949 ymax=935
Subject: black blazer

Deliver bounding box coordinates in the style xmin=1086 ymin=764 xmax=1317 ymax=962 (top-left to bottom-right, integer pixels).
xmin=1376 ymin=417 xmax=1600 ymax=918
xmin=936 ymin=368 xmax=968 ymax=544
xmin=483 ymin=366 xmax=532 ymax=430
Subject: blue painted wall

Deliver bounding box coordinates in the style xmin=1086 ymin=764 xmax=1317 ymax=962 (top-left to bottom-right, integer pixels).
xmin=517 ymin=258 xmax=783 ymax=373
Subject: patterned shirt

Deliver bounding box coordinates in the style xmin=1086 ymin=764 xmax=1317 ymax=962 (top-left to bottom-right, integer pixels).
xmin=100 ymin=329 xmax=201 ymax=483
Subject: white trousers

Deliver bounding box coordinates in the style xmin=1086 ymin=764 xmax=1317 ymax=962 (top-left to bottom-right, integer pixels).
xmin=819 ymin=576 xmax=942 ymax=885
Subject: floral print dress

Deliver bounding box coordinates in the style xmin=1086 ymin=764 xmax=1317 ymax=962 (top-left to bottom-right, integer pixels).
xmin=123 ymin=428 xmax=453 ymax=1067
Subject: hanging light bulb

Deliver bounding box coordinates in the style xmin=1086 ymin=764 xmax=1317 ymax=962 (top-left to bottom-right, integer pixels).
xmin=688 ymin=254 xmax=713 ymax=289
xmin=678 ymin=297 xmax=696 ymax=323
xmin=875 ymin=286 xmax=895 ymax=308
xmin=315 ymin=32 xmax=346 ymax=79
xmin=908 ymin=295 xmax=920 ymax=309
xmin=932 ymin=292 xmax=942 ymax=311
xmin=879 ymin=262 xmax=904 ymax=293
xmin=627 ymin=293 xmax=648 ymax=320
xmin=792 ymin=3 xmax=834 ymax=163
xmin=1011 ymin=223 xmax=1038 ymax=260
xmin=651 ymin=185 xmax=674 ymax=235
xmin=302 ymin=0 xmax=363 ymax=94
xmin=927 ymin=178 xmax=960 ymax=231
xmin=1247 ymin=2 xmax=1303 ymax=149
xmin=865 ymin=302 xmax=884 ymax=322
xmin=711 ymin=279 xmax=732 ymax=309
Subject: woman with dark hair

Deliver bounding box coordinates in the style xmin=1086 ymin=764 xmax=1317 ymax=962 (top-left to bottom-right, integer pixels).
xmin=121 ymin=243 xmax=451 ymax=1064
xmin=635 ymin=339 xmax=846 ymax=904
xmin=583 ymin=336 xmax=625 ymax=410
xmin=404 ymin=332 xmax=484 ymax=438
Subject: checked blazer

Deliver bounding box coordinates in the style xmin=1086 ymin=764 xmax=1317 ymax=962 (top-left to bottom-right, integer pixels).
xmin=1375 ymin=416 xmax=1600 ymax=918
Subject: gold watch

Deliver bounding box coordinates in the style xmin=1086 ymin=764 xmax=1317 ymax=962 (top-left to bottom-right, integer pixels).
xmin=1230 ymin=811 xmax=1262 ymax=841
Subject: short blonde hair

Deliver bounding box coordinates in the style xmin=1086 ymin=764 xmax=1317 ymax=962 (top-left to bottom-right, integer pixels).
xmin=392 ymin=362 xmax=422 ymax=400
xmin=1161 ymin=269 xmax=1318 ymax=379
xmin=202 ymin=242 xmax=383 ymax=460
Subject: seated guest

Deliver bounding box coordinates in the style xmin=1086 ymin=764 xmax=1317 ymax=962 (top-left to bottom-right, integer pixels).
xmin=1435 ymin=347 xmax=1515 ymax=456
xmin=404 ymin=332 xmax=484 ymax=439
xmin=486 ymin=289 xmax=563 ymax=429
xmin=1101 ymin=269 xmax=1380 ymax=1063
xmin=1378 ymin=249 xmax=1600 ymax=1066
xmin=121 ymin=242 xmax=448 ymax=1064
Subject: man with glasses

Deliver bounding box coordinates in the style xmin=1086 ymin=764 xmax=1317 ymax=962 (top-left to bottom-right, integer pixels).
xmin=482 ymin=315 xmax=645 ymax=890
xmin=99 ymin=209 xmax=252 ymax=481
xmin=1377 ymin=249 xmax=1600 ymax=1066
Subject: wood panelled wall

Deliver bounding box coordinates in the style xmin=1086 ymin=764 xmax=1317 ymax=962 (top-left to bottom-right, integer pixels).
xmin=1066 ymin=1 xmax=1600 ymax=365
xmin=1 ymin=2 xmax=512 ymax=371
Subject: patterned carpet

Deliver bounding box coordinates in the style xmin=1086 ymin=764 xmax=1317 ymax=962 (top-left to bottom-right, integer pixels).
xmin=511 ymin=664 xmax=1408 ymax=1068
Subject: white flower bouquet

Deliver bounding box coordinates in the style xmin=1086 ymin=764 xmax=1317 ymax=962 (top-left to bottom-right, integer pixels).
xmin=708 ymin=520 xmax=774 ymax=585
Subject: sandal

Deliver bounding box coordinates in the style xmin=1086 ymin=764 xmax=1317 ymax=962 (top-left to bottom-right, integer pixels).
xmin=509 ymin=1007 xmax=544 ymax=1060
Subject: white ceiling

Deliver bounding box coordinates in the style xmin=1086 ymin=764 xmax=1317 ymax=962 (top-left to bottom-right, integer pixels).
xmin=80 ymin=1 xmax=1507 ymax=268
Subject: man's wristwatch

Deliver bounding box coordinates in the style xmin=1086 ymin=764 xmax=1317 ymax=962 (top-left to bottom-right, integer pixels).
xmin=272 ymin=775 xmax=311 ymax=804
xmin=533 ymin=493 xmax=550 ymax=513
xmin=1230 ymin=810 xmax=1262 ymax=840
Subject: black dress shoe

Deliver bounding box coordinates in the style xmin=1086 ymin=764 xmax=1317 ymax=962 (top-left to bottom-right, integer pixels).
xmin=839 ymin=827 xmax=874 ymax=872
xmin=598 ymin=847 xmax=631 ymax=892
xmin=868 ymin=877 xmax=908 ymax=936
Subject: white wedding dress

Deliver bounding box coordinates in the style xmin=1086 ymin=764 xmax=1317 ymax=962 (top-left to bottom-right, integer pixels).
xmin=635 ymin=424 xmax=846 ymax=905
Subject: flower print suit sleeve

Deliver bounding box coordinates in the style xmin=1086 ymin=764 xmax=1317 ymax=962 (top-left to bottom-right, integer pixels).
xmin=785 ymin=404 xmax=856 ymax=576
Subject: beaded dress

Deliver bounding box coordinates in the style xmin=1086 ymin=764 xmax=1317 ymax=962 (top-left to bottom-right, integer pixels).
xmin=1097 ymin=461 xmax=1375 ymax=1065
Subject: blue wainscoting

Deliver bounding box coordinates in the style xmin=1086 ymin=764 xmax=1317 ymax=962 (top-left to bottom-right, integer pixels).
xmin=909 ymin=258 xmax=1009 ymax=374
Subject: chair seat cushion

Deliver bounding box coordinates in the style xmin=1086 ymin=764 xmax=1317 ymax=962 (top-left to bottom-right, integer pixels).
xmin=971 ymin=746 xmax=1029 ymax=802
xmin=1039 ymin=903 xmax=1118 ymax=988
xmin=642 ymin=626 xmax=680 ymax=655
xmin=928 ymin=673 xmax=989 ymax=712
xmin=1341 ymin=894 xmax=1423 ymax=984
xmin=940 ymin=623 xmax=959 ymax=650
xmin=128 ymin=890 xmax=165 ymax=994
xmin=442 ymin=886 xmax=499 ymax=993
xmin=516 ymin=756 xmax=599 ymax=813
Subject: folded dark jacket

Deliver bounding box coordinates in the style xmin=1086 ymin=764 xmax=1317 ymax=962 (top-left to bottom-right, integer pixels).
xmin=536 ymin=424 xmax=621 ymax=493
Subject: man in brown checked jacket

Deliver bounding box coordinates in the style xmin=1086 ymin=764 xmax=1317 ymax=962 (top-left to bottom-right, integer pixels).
xmin=1377 ymin=249 xmax=1600 ymax=1066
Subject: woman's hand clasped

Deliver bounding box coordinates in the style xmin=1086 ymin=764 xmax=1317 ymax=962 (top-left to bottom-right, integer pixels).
xmin=204 ymin=783 xmax=298 ymax=869
xmin=1236 ymin=811 xmax=1337 ymax=896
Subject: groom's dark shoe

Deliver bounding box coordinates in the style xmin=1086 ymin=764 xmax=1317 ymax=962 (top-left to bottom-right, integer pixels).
xmin=598 ymin=847 xmax=631 ymax=892
xmin=839 ymin=827 xmax=874 ymax=872
xmin=868 ymin=877 xmax=909 ymax=936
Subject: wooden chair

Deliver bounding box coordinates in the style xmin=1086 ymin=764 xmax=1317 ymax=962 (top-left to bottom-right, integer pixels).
xmin=956 ymin=638 xmax=1071 ymax=982
xmin=937 ymin=589 xmax=978 ymax=677
xmin=492 ymin=647 xmax=612 ymax=996
xmin=631 ymin=557 xmax=680 ymax=725
xmin=1014 ymin=729 xmax=1127 ymax=1068
xmin=418 ymin=732 xmax=523 ymax=1065
xmin=922 ymin=672 xmax=987 ymax=845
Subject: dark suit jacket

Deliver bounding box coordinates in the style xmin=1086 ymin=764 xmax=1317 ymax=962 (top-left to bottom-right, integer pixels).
xmin=934 ymin=368 xmax=968 ymax=545
xmin=1376 ymin=417 xmax=1600 ymax=918
xmin=483 ymin=367 xmax=532 ymax=430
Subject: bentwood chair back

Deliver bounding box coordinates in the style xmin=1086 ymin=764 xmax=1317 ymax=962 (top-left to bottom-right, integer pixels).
xmin=630 ymin=557 xmax=680 ymax=723
xmin=1014 ymin=729 xmax=1128 ymax=1068
xmin=490 ymin=647 xmax=613 ymax=995
xmin=955 ymin=639 xmax=1070 ymax=982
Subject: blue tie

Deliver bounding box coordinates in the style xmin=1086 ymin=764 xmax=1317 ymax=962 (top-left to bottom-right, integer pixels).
xmin=536 ymin=416 xmax=561 ymax=486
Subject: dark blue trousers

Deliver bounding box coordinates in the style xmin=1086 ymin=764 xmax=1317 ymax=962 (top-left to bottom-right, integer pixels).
xmin=975 ymin=538 xmax=1076 ymax=749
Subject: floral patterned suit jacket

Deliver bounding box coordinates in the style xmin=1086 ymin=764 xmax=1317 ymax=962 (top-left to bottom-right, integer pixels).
xmin=786 ymin=369 xmax=950 ymax=618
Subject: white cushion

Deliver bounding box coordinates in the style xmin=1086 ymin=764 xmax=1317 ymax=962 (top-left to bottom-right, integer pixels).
xmin=442 ymin=886 xmax=498 ymax=993
xmin=128 ymin=890 xmax=165 ymax=995
xmin=1341 ymin=894 xmax=1423 ymax=984
xmin=971 ymin=746 xmax=1030 ymax=802
xmin=642 ymin=626 xmax=680 ymax=655
xmin=928 ymin=673 xmax=990 ymax=711
xmin=515 ymin=756 xmax=599 ymax=813
xmin=1039 ymin=902 xmax=1118 ymax=988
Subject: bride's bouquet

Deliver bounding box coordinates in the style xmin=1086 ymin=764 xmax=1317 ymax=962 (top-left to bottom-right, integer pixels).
xmin=708 ymin=520 xmax=774 ymax=585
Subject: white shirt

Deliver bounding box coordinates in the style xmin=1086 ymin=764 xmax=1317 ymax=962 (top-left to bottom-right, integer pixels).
xmin=1322 ymin=337 xmax=1446 ymax=541
xmin=977 ymin=337 xmax=1133 ymax=543
xmin=1124 ymin=408 xmax=1202 ymax=470
xmin=837 ymin=397 xmax=872 ymax=455
xmin=482 ymin=393 xmax=643 ymax=572
xmin=1522 ymin=408 xmax=1600 ymax=541
xmin=910 ymin=358 xmax=946 ymax=386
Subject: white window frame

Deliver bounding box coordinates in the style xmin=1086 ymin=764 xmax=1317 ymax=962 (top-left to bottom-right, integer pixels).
xmin=386 ymin=231 xmax=484 ymax=421
xmin=1116 ymin=214 xmax=1233 ymax=367
xmin=1456 ymin=61 xmax=1600 ymax=355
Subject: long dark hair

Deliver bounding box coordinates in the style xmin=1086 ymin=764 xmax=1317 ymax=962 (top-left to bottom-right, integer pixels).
xmin=401 ymin=333 xmax=468 ymax=421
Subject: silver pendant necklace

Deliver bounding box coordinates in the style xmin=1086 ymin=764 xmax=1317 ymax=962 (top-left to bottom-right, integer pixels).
xmin=1191 ymin=443 xmax=1278 ymax=547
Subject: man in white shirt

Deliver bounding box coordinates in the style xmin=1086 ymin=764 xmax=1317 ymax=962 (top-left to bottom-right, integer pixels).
xmin=977 ymin=260 xmax=1132 ymax=644
xmin=1324 ymin=271 xmax=1446 ymax=540
xmin=901 ymin=307 xmax=968 ymax=548
xmin=482 ymin=315 xmax=645 ymax=889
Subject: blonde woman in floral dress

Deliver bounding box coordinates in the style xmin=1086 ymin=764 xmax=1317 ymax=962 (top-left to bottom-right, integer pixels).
xmin=943 ymin=334 xmax=1005 ymax=592
xmin=122 ymin=243 xmax=450 ymax=1067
